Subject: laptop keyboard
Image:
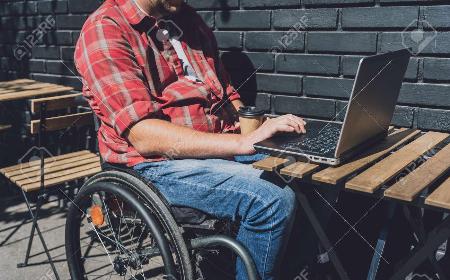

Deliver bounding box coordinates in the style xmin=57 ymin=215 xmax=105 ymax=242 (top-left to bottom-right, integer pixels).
xmin=280 ymin=123 xmax=341 ymax=155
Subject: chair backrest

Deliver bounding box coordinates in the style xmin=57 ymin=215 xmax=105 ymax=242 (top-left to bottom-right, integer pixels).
xmin=30 ymin=93 xmax=93 ymax=135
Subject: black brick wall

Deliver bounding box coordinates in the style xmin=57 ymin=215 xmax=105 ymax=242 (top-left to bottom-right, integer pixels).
xmin=0 ymin=0 xmax=449 ymax=132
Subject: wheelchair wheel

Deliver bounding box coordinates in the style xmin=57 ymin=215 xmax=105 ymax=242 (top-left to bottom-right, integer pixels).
xmin=66 ymin=171 xmax=193 ymax=280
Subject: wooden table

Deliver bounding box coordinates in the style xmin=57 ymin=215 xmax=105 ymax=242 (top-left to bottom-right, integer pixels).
xmin=0 ymin=79 xmax=73 ymax=102
xmin=252 ymin=128 xmax=450 ymax=280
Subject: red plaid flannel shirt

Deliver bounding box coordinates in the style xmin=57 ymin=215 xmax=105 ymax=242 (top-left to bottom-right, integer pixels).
xmin=75 ymin=0 xmax=240 ymax=166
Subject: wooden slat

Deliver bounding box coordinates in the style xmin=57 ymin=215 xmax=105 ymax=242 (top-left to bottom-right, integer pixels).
xmin=280 ymin=162 xmax=320 ymax=179
xmin=312 ymin=128 xmax=420 ymax=185
xmin=31 ymin=111 xmax=93 ymax=134
xmin=0 ymin=124 xmax=11 ymax=132
xmin=346 ymin=132 xmax=449 ymax=193
xmin=31 ymin=93 xmax=83 ymax=114
xmin=0 ymin=86 xmax=73 ymax=102
xmin=253 ymin=156 xmax=291 ymax=172
xmin=10 ymin=156 xmax=100 ymax=183
xmin=4 ymin=153 xmax=98 ymax=178
xmin=21 ymin=166 xmax=102 ymax=192
xmin=0 ymin=83 xmax=58 ymax=94
xmin=0 ymin=79 xmax=35 ymax=87
xmin=384 ymin=143 xmax=450 ymax=201
xmin=0 ymin=150 xmax=91 ymax=174
xmin=425 ymin=178 xmax=450 ymax=210
xmin=15 ymin=161 xmax=100 ymax=186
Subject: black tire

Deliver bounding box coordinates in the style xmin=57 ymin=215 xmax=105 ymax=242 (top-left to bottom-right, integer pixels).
xmin=65 ymin=170 xmax=193 ymax=280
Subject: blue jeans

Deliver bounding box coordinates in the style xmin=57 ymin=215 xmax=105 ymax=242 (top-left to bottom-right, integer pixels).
xmin=133 ymin=154 xmax=297 ymax=280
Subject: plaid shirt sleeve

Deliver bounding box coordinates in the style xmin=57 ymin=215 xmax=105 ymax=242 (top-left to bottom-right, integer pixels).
xmin=75 ymin=18 xmax=159 ymax=137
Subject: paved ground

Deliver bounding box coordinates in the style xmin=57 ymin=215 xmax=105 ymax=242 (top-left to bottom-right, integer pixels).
xmin=0 ymin=194 xmax=70 ymax=280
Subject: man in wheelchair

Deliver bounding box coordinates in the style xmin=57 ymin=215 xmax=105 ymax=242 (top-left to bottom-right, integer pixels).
xmin=74 ymin=0 xmax=307 ymax=279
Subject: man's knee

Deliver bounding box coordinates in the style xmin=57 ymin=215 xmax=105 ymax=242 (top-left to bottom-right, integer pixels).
xmin=244 ymin=182 xmax=297 ymax=230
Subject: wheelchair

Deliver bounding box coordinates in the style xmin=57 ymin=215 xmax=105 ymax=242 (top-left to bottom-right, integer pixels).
xmin=65 ymin=160 xmax=258 ymax=280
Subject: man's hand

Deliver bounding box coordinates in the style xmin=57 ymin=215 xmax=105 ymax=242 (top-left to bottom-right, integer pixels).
xmin=239 ymin=114 xmax=306 ymax=154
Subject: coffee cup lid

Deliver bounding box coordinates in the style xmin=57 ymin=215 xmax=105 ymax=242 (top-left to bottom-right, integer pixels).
xmin=238 ymin=106 xmax=265 ymax=117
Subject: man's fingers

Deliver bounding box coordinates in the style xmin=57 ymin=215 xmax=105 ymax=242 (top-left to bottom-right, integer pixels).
xmin=278 ymin=118 xmax=303 ymax=134
xmin=273 ymin=114 xmax=307 ymax=134
xmin=277 ymin=124 xmax=296 ymax=133
xmin=286 ymin=115 xmax=306 ymax=134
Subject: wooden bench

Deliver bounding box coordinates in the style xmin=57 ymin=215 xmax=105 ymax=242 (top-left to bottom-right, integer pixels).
xmin=0 ymin=93 xmax=100 ymax=277
xmin=252 ymin=128 xmax=450 ymax=280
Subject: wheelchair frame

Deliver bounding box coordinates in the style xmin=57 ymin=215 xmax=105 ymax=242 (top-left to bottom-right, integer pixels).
xmin=65 ymin=165 xmax=258 ymax=280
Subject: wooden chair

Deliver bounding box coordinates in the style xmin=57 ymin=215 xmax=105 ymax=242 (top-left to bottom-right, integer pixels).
xmin=0 ymin=93 xmax=101 ymax=279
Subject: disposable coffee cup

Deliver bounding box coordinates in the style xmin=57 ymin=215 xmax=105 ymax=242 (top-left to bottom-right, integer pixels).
xmin=238 ymin=106 xmax=265 ymax=135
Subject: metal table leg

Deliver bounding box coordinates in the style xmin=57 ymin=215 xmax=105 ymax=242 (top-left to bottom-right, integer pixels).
xmin=295 ymin=187 xmax=351 ymax=280
xmin=390 ymin=214 xmax=450 ymax=280
xmin=367 ymin=202 xmax=397 ymax=280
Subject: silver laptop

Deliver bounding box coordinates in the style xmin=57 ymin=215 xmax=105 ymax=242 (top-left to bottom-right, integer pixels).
xmin=254 ymin=49 xmax=411 ymax=166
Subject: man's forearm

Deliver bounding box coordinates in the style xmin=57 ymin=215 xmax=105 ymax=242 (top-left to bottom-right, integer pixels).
xmin=126 ymin=118 xmax=251 ymax=158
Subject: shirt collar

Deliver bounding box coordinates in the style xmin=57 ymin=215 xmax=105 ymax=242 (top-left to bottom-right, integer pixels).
xmin=115 ymin=0 xmax=155 ymax=26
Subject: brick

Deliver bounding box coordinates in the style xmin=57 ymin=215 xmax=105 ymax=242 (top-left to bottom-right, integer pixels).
xmin=187 ymin=0 xmax=239 ymax=10
xmin=273 ymin=95 xmax=336 ymax=119
xmin=342 ymin=7 xmax=419 ymax=29
xmin=417 ymin=108 xmax=450 ymax=132
xmin=72 ymin=31 xmax=81 ymax=43
xmin=1 ymin=17 xmax=26 ymax=30
xmin=304 ymin=77 xmax=353 ymax=98
xmin=46 ymin=60 xmax=76 ymax=76
xmin=276 ymin=54 xmax=339 ymax=75
xmin=68 ymin=0 xmax=101 ymax=13
xmin=28 ymin=59 xmax=46 ymax=72
xmin=391 ymin=106 xmax=415 ymax=128
xmin=61 ymin=46 xmax=75 ymax=60
xmin=38 ymin=1 xmax=68 ymax=14
xmin=197 ymin=11 xmax=214 ymax=28
xmin=8 ymin=2 xmax=37 ymax=15
xmin=304 ymin=0 xmax=373 ymax=5
xmin=423 ymin=6 xmax=450 ymax=29
xmin=256 ymin=73 xmax=302 ymax=95
xmin=423 ymin=58 xmax=450 ymax=82
xmin=42 ymin=31 xmax=72 ymax=45
xmin=221 ymin=51 xmax=274 ymax=71
xmin=13 ymin=31 xmax=27 ymax=44
xmin=241 ymin=0 xmax=300 ymax=8
xmin=342 ymin=56 xmax=418 ymax=80
xmin=31 ymin=46 xmax=60 ymax=59
xmin=308 ymin=32 xmax=377 ymax=53
xmin=214 ymin=31 xmax=242 ymax=49
xmin=335 ymin=100 xmax=348 ymax=121
xmin=0 ymin=58 xmax=10 ymax=70
xmin=380 ymin=0 xmax=421 ymax=2
xmin=379 ymin=32 xmax=450 ymax=55
xmin=255 ymin=92 xmax=271 ymax=111
xmin=273 ymin=9 xmax=337 ymax=30
xmin=399 ymin=83 xmax=450 ymax=107
xmin=245 ymin=31 xmax=305 ymax=51
xmin=55 ymin=15 xmax=88 ymax=29
xmin=216 ymin=11 xmax=270 ymax=30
